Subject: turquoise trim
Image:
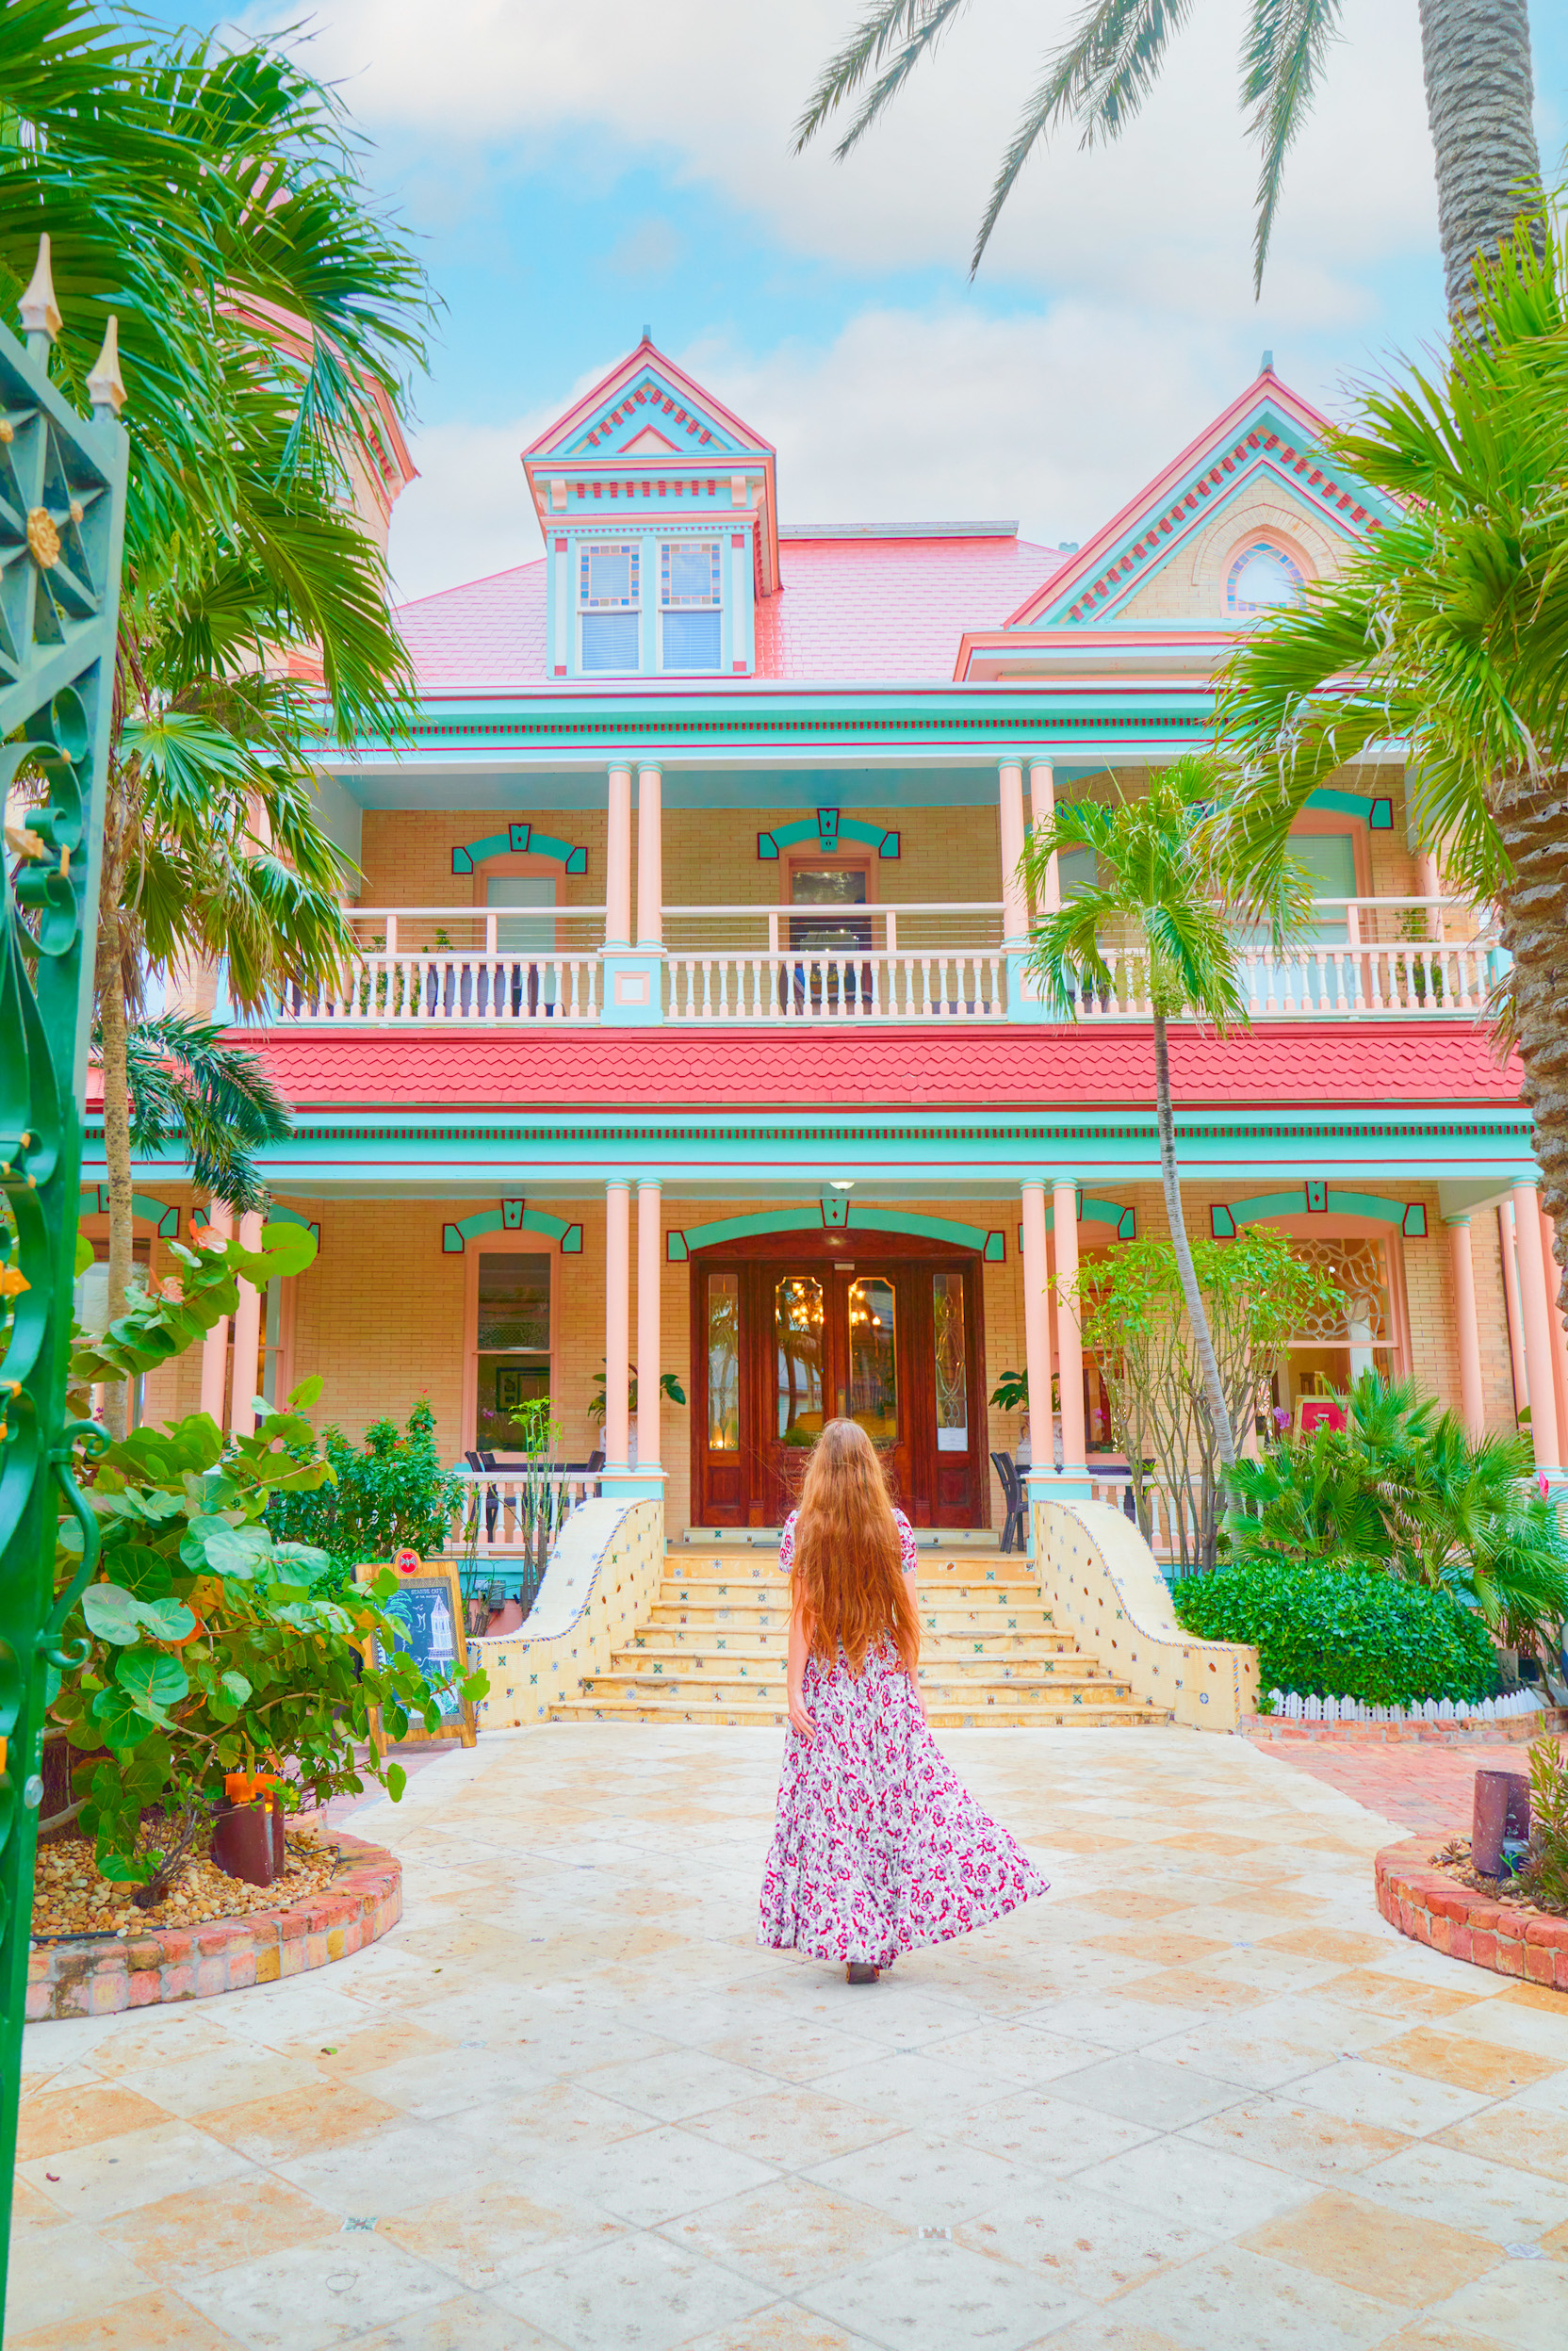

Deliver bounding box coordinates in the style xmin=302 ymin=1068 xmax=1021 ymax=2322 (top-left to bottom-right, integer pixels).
xmin=1021 ymin=1193 xmax=1135 ymax=1242
xmin=78 ymin=1184 xmax=179 ymax=1239
xmin=602 ymin=949 xmax=665 ymax=1027
xmin=442 ymin=1202 xmax=583 ymax=1254
xmin=1210 ymin=1185 xmax=1426 ymax=1239
xmin=263 ymin=1205 xmax=322 ymax=1247
xmin=758 ymin=810 xmax=900 ymax=861
xmin=669 ymin=1201 xmax=1000 ymax=1260
xmin=1306 ymin=788 xmax=1393 ymax=832
xmin=451 ymin=821 xmax=588 ymax=876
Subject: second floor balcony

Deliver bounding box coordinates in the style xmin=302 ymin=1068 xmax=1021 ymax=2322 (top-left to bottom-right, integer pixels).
xmin=272 ymin=891 xmax=1503 ymax=1031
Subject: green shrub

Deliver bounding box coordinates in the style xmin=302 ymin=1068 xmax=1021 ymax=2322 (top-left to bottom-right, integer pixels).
xmin=268 ymin=1400 xmax=461 ymax=1590
xmin=1172 ymin=1560 xmax=1497 ymax=1708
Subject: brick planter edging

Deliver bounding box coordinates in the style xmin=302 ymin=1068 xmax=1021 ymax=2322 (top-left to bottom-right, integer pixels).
xmin=1375 ymin=1835 xmax=1568 ymax=1991
xmin=1248 ymin=1707 xmax=1568 ymax=1748
xmin=26 ymin=1830 xmax=401 ymax=2023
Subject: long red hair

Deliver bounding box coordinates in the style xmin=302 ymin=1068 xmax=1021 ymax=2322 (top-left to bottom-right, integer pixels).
xmin=791 ymin=1420 xmax=921 ymax=1677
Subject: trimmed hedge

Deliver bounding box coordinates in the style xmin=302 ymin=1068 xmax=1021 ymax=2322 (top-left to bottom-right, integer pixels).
xmin=1172 ymin=1559 xmax=1497 ymax=1709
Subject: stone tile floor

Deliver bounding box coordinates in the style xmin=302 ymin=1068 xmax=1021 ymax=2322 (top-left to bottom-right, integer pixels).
xmin=9 ymin=1723 xmax=1568 ymax=2349
xmin=1254 ymin=1736 xmax=1547 ymax=1840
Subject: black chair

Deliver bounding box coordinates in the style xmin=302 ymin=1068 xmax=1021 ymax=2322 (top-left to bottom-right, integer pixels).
xmin=464 ymin=1448 xmax=500 ymax=1543
xmin=990 ymin=1451 xmax=1027 ymax=1553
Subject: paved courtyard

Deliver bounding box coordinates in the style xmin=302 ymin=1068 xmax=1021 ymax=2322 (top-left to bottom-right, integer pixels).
xmin=9 ymin=1723 xmax=1568 ymax=2350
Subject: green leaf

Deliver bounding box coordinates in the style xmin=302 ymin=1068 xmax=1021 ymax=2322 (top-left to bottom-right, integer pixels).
xmin=220 ymin=1670 xmax=253 ymax=1706
xmin=90 ymin=1687 xmax=158 ymax=1750
xmin=97 ymin=1852 xmax=154 ymax=1886
xmin=74 ymin=1233 xmax=95 ymax=1277
xmin=113 ymin=1649 xmax=189 ymax=1712
xmin=112 ymin=1543 xmax=175 ymax=1601
xmin=82 ymin=1585 xmax=150 ymax=1645
xmin=385 ymin=1762 xmax=407 ymax=1802
xmin=139 ymin=1597 xmax=196 ymax=1642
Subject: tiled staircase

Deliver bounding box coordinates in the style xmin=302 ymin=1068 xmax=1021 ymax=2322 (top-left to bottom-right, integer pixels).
xmin=547 ymin=1541 xmax=1171 ymax=1728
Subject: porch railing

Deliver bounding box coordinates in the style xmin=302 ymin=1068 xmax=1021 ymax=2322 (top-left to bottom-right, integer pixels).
xmin=262 ymin=896 xmax=1502 ymax=1026
xmin=447 ymin=1464 xmax=601 ymax=1566
xmin=278 ymin=907 xmax=605 ymax=1025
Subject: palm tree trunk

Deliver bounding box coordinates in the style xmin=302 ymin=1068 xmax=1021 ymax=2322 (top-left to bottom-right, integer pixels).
xmin=96 ymin=930 xmax=134 ymax=1442
xmin=1417 ymin=0 xmax=1541 ymax=334
xmin=1152 ymin=1012 xmax=1236 ymax=1472
xmin=1492 ymin=767 xmax=1568 ymax=1314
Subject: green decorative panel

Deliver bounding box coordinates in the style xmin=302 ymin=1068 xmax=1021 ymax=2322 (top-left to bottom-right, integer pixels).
xmin=1306 ymin=787 xmax=1394 ymax=832
xmin=442 ymin=1201 xmax=581 ymax=1253
xmin=451 ymin=820 xmax=588 ymax=875
xmin=1023 ymin=1193 xmax=1135 ymax=1242
xmin=0 ymin=298 xmax=127 ymax=2320
xmin=78 ymin=1184 xmax=180 ymax=1239
xmin=758 ymin=810 xmax=900 ymax=860
xmin=669 ymin=1202 xmax=996 ymax=1259
xmin=1210 ymin=1185 xmax=1425 ymax=1239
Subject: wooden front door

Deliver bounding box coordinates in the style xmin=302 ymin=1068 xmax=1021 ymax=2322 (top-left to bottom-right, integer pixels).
xmin=692 ymin=1238 xmax=986 ymax=1530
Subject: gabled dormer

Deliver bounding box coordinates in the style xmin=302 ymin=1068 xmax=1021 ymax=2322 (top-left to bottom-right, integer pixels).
xmin=522 ymin=335 xmax=778 ymax=682
xmin=954 ymin=365 xmax=1402 ymax=681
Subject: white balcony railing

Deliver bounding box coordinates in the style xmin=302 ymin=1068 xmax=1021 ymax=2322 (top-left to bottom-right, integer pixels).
xmin=448 ymin=1463 xmax=601 ymax=1561
xmin=265 ymin=898 xmax=1501 ymax=1027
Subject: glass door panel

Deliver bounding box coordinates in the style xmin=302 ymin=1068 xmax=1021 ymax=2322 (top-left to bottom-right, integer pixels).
xmin=706 ymin=1270 xmax=740 ymax=1451
xmin=932 ymin=1271 xmax=968 ymax=1452
xmin=775 ymin=1275 xmax=825 ymax=1446
xmin=848 ymin=1277 xmax=897 ymax=1441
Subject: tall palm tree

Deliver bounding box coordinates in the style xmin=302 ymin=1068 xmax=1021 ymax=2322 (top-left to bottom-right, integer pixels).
xmin=1212 ymin=210 xmax=1568 ymax=1292
xmin=1 ymin=4 xmax=433 ymax=1431
xmin=798 ymin=0 xmax=1541 ymax=322
xmin=118 ymin=1013 xmax=293 ymax=1218
xmin=1020 ymin=754 xmax=1309 ymax=1467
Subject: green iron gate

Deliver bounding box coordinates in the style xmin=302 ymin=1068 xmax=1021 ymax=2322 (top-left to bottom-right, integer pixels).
xmin=0 ymin=253 xmax=127 ymax=2314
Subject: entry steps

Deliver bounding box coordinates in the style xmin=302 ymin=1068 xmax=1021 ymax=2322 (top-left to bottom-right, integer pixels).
xmin=548 ymin=1543 xmax=1170 ymax=1729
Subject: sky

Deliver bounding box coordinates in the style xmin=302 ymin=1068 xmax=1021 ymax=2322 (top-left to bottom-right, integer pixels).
xmin=167 ymin=1 xmax=1568 ymax=603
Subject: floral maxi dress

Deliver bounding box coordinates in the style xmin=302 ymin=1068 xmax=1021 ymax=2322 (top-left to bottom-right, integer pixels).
xmin=758 ymin=1510 xmax=1050 ymax=1968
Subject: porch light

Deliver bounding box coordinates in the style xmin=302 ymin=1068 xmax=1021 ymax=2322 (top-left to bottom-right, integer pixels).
xmin=829 ymin=1180 xmax=854 ymax=1192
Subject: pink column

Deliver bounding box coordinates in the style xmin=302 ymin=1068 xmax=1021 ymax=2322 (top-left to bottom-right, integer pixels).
xmin=606 ymin=763 xmax=632 ymax=948
xmin=1019 ymin=1181 xmax=1051 ymax=1474
xmin=1027 ymin=759 xmax=1059 ymax=913
xmin=1052 ymin=1177 xmax=1086 ymax=1476
xmin=636 ymin=764 xmax=662 ymax=947
xmin=636 ymin=1179 xmax=662 ymax=1470
xmin=1511 ymin=1180 xmax=1562 ymax=1474
xmin=199 ymin=1201 xmax=232 ymax=1425
xmin=1445 ymin=1214 xmax=1485 ymax=1441
xmin=228 ymin=1210 xmax=264 ymax=1435
xmin=998 ymin=759 xmax=1027 ymax=946
xmin=1498 ymin=1201 xmax=1528 ymax=1423
xmin=1538 ymin=1203 xmax=1568 ymax=1472
xmin=604 ymin=1178 xmax=631 ymax=1470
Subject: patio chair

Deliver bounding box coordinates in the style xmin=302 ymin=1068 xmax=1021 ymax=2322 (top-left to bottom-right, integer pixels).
xmin=990 ymin=1451 xmax=1027 ymax=1553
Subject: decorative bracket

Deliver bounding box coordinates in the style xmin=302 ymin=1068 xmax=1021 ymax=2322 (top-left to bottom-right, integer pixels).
xmin=668 ymin=1203 xmax=1002 ymax=1261
xmin=1210 ymin=1184 xmax=1427 ymax=1240
xmin=452 ymin=822 xmax=588 ymax=876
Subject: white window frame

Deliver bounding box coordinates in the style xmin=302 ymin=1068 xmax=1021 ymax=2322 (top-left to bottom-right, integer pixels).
xmin=659 ymin=538 xmax=722 ymax=674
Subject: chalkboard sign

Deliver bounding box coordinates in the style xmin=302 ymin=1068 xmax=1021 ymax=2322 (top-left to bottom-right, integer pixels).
xmin=354 ymin=1559 xmax=477 ymax=1750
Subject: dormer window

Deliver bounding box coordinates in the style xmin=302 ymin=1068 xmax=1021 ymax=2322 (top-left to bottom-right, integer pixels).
xmin=661 ymin=539 xmax=721 ymax=671
xmin=1227 ymin=540 xmax=1304 ymax=616
xmin=580 ymin=543 xmax=640 ymax=672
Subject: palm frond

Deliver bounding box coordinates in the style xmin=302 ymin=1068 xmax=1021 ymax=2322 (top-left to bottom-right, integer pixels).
xmin=793 ymin=0 xmax=970 ymax=155
xmin=111 ymin=1012 xmax=293 ymax=1216
xmin=1240 ymin=0 xmax=1343 ymax=290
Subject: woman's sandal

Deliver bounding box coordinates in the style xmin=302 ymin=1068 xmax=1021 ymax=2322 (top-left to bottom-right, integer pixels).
xmin=845 ymin=1963 xmax=880 ymax=1984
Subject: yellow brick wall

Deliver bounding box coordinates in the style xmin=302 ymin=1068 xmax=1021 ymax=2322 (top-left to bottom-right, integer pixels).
xmin=1113 ymin=474 xmax=1346 ymax=622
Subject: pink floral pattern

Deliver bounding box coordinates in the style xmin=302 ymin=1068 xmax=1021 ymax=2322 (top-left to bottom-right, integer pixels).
xmin=758 ymin=1509 xmax=1050 ymax=1967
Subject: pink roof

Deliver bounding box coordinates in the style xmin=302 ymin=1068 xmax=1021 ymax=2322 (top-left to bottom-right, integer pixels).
xmin=241 ymin=1022 xmax=1524 ymax=1116
xmin=393 ymin=531 xmax=1066 ymax=691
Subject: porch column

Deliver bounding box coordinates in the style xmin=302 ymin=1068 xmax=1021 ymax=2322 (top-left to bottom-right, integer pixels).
xmin=1510 ymin=1178 xmax=1563 ymax=1477
xmin=636 ymin=1179 xmax=662 ymax=1470
xmin=1052 ymin=1178 xmax=1088 ymax=1482
xmin=636 ymin=764 xmax=662 ymax=947
xmin=1499 ymin=1201 xmax=1529 ymax=1421
xmin=1028 ymin=759 xmax=1059 ymax=913
xmin=998 ymin=758 xmax=1028 ymax=945
xmin=1444 ymin=1213 xmax=1485 ymax=1441
xmin=199 ymin=1201 xmax=232 ymax=1424
xmin=604 ymin=1177 xmax=631 ymax=1472
xmin=1538 ymin=1202 xmax=1568 ymax=1472
xmin=228 ymin=1210 xmax=264 ymax=1436
xmin=1019 ymin=1180 xmax=1052 ymax=1478
xmin=606 ymin=763 xmax=632 ymax=949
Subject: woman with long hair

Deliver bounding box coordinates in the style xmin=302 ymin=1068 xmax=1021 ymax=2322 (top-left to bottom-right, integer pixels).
xmin=759 ymin=1419 xmax=1048 ymax=1984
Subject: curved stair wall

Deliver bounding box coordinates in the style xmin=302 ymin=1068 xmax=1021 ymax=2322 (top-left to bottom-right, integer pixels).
xmin=471 ymin=1495 xmax=666 ymax=1729
xmin=1034 ymin=1497 xmax=1260 ymax=1732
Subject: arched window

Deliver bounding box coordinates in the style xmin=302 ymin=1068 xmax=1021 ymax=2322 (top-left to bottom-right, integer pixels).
xmin=1227 ymin=540 xmax=1305 ymax=615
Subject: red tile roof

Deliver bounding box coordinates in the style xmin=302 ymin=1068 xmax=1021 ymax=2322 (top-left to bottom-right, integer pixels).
xmin=240 ymin=1023 xmax=1525 ymax=1117
xmin=393 ymin=532 xmax=1067 ymax=690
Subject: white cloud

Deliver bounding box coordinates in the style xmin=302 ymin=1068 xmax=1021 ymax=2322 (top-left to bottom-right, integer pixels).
xmin=286 ymin=0 xmax=1437 ymax=315
xmin=391 ymin=298 xmax=1304 ymax=602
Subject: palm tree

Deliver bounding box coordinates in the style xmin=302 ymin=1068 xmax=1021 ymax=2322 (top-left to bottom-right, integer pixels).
xmin=797 ymin=0 xmax=1541 ymax=322
xmin=118 ymin=1013 xmax=293 ymax=1217
xmin=1 ymin=5 xmax=433 ymax=1431
xmin=1212 ymin=210 xmax=1568 ymax=1293
xmin=1020 ymin=754 xmax=1309 ymax=1468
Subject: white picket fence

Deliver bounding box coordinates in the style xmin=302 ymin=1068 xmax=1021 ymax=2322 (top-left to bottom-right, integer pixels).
xmin=1268 ymin=1686 xmax=1546 ymax=1726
